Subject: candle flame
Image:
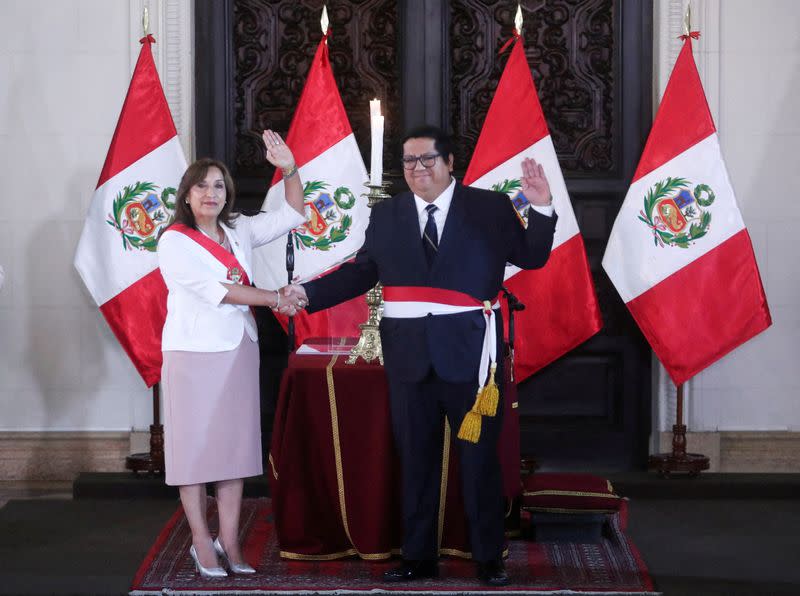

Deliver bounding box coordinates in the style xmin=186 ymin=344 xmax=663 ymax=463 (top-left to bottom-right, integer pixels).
xmin=370 ymin=98 xmax=381 ymax=118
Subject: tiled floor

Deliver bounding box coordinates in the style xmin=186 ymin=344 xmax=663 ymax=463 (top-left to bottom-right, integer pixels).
xmin=0 ymin=481 xmax=72 ymax=508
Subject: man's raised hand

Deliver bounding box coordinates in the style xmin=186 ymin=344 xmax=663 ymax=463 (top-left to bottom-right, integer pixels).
xmin=520 ymin=157 xmax=552 ymax=207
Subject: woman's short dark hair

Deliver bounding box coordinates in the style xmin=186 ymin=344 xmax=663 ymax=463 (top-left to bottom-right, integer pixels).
xmin=401 ymin=125 xmax=454 ymax=160
xmin=170 ymin=158 xmax=238 ymax=229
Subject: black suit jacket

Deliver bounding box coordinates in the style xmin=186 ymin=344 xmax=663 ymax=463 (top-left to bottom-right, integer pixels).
xmin=304 ymin=182 xmax=557 ymax=383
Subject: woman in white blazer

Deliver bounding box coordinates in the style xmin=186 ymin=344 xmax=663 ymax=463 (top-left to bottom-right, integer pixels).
xmin=157 ymin=130 xmax=306 ymax=578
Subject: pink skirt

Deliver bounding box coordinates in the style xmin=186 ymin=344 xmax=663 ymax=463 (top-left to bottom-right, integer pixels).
xmin=162 ymin=334 xmax=263 ymax=486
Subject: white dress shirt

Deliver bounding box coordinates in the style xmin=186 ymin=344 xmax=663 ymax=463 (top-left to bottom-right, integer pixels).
xmin=413 ymin=178 xmax=555 ymax=239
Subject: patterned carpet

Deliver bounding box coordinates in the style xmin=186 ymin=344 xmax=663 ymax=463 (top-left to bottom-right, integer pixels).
xmin=130 ymin=498 xmax=657 ymax=595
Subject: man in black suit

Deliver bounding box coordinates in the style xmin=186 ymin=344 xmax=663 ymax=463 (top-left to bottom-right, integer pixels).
xmin=285 ymin=126 xmax=556 ymax=586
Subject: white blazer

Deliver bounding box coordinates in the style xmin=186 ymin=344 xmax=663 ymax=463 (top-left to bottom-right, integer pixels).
xmin=158 ymin=201 xmax=305 ymax=352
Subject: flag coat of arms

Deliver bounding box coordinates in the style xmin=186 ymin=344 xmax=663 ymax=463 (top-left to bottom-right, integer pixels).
xmin=74 ymin=35 xmax=187 ymax=386
xmin=602 ymin=35 xmax=771 ymax=385
xmin=463 ymin=38 xmax=603 ymax=382
xmin=253 ymin=34 xmax=369 ymax=342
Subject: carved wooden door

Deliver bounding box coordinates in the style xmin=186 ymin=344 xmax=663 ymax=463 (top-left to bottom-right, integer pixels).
xmin=196 ymin=0 xmax=653 ymax=471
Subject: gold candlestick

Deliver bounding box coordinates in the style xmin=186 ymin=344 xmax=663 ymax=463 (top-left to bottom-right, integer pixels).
xmin=347 ymin=182 xmax=391 ymax=365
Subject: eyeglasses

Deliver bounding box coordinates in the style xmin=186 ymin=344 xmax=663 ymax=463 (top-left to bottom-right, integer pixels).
xmin=401 ymin=153 xmax=441 ymax=170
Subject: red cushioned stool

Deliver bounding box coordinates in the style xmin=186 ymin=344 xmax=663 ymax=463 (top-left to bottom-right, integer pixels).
xmin=521 ymin=472 xmax=624 ymax=543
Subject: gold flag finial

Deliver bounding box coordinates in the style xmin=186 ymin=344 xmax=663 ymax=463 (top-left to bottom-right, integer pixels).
xmin=321 ymin=4 xmax=330 ymax=35
xmin=142 ymin=6 xmax=150 ymax=36
xmin=683 ymin=2 xmax=692 ymax=36
xmin=514 ymin=3 xmax=523 ymax=34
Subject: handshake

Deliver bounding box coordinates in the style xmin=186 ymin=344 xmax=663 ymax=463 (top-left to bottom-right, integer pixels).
xmin=272 ymin=283 xmax=308 ymax=317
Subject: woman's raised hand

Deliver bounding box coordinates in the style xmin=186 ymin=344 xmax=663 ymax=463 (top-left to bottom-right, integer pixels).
xmin=263 ymin=130 xmax=295 ymax=171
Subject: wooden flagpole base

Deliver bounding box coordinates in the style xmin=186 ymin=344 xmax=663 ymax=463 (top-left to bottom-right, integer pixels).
xmin=126 ymin=385 xmax=165 ymax=475
xmin=126 ymin=423 xmax=164 ymax=475
xmin=648 ymin=384 xmax=709 ymax=477
xmin=648 ymin=446 xmax=709 ymax=478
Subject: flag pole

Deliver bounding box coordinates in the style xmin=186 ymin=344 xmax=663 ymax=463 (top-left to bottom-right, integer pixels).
xmin=286 ymin=231 xmax=295 ymax=350
xmin=126 ymin=384 xmax=165 ymax=474
xmin=683 ymin=1 xmax=691 ymax=38
xmin=142 ymin=5 xmax=149 ymax=36
xmin=284 ymin=5 xmax=331 ymax=353
xmin=124 ymin=6 xmax=165 ymax=475
xmin=648 ymin=382 xmax=709 ymax=477
xmin=645 ymin=2 xmax=709 ymax=478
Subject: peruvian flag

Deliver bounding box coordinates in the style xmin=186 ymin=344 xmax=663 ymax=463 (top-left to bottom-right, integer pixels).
xmin=463 ymin=36 xmax=602 ymax=382
xmin=253 ymin=32 xmax=368 ymax=342
xmin=602 ymin=34 xmax=771 ymax=385
xmin=74 ymin=35 xmax=186 ymax=387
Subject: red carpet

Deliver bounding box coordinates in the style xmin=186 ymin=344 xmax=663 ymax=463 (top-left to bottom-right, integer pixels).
xmin=130 ymin=498 xmax=657 ymax=595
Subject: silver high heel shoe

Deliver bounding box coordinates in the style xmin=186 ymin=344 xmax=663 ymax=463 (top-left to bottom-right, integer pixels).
xmin=189 ymin=544 xmax=228 ymax=578
xmin=214 ymin=537 xmax=256 ymax=574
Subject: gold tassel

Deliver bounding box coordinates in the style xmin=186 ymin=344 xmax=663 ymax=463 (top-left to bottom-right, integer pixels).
xmin=457 ymin=388 xmax=484 ymax=443
xmin=457 ymin=410 xmax=482 ymax=443
xmin=476 ymin=363 xmax=499 ymax=417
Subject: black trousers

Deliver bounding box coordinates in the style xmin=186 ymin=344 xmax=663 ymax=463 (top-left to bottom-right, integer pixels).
xmin=387 ymin=367 xmax=505 ymax=563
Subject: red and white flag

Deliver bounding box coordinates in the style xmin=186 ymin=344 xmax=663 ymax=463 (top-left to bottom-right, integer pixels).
xmin=602 ymin=34 xmax=771 ymax=385
xmin=464 ymin=37 xmax=602 ymax=382
xmin=74 ymin=35 xmax=186 ymax=386
xmin=253 ymin=33 xmax=368 ymax=343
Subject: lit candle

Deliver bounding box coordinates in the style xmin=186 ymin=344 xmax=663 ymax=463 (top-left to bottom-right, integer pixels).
xmin=369 ymin=99 xmax=384 ymax=186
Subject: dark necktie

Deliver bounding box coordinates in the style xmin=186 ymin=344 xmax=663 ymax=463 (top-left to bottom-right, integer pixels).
xmin=422 ymin=204 xmax=439 ymax=267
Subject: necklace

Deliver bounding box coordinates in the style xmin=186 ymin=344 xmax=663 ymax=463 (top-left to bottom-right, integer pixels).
xmin=198 ymin=226 xmax=223 ymax=244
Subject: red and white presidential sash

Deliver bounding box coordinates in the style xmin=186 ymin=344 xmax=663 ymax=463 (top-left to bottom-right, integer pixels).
xmin=382 ymin=286 xmax=500 ymax=392
xmin=170 ymin=223 xmax=251 ymax=286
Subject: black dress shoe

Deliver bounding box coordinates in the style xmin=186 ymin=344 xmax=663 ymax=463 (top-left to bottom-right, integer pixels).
xmin=476 ymin=559 xmax=510 ymax=586
xmin=382 ymin=559 xmax=438 ymax=582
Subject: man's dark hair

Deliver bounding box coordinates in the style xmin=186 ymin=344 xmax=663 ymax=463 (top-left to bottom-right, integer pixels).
xmin=402 ymin=125 xmax=454 ymax=159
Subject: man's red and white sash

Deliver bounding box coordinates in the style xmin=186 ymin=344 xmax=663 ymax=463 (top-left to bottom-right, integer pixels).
xmin=170 ymin=223 xmax=252 ymax=287
xmin=382 ymin=286 xmax=500 ymax=391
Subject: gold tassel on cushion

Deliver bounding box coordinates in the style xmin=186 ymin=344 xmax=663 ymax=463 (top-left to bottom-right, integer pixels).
xmin=457 ymin=389 xmax=483 ymax=443
xmin=476 ymin=363 xmax=499 ymax=417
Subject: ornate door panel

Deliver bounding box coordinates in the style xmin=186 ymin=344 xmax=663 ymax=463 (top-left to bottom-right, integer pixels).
xmin=195 ymin=0 xmax=653 ymax=470
xmin=197 ymin=0 xmax=402 ymax=204
xmin=444 ymin=0 xmax=653 ymax=470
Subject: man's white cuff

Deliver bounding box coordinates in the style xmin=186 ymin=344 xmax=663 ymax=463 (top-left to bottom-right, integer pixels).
xmin=530 ymin=203 xmax=554 ymax=217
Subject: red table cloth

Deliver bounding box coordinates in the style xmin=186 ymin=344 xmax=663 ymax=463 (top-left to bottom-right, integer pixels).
xmin=268 ymin=351 xmax=520 ymax=560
